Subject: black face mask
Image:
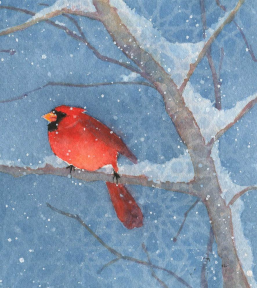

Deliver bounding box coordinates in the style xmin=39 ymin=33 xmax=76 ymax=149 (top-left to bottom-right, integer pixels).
xmin=48 ymin=110 xmax=66 ymax=132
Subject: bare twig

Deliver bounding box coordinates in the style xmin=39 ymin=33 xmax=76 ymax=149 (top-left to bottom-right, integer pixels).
xmin=0 ymin=164 xmax=196 ymax=196
xmin=199 ymin=0 xmax=222 ymax=110
xmin=0 ymin=49 xmax=16 ymax=55
xmin=229 ymin=186 xmax=257 ymax=206
xmin=201 ymin=228 xmax=214 ymax=288
xmin=173 ymin=199 xmax=200 ymax=242
xmin=216 ymin=0 xmax=257 ymax=62
xmin=97 ymin=258 xmax=120 ymax=274
xmin=142 ymin=243 xmax=169 ymax=288
xmin=47 ymin=203 xmax=193 ymax=288
xmin=212 ymin=95 xmax=257 ymax=142
xmin=0 ymin=81 xmax=154 ymax=104
xmin=179 ymin=0 xmax=245 ymax=93
xmin=0 ymin=6 xmax=143 ymax=76
xmin=218 ymin=47 xmax=225 ymax=78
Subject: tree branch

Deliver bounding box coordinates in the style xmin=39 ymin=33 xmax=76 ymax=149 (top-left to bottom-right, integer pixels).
xmin=216 ymin=0 xmax=257 ymax=62
xmin=213 ymin=95 xmax=257 ymax=142
xmin=201 ymin=228 xmax=214 ymax=288
xmin=0 ymin=9 xmax=64 ymax=36
xmin=179 ymin=0 xmax=245 ymax=93
xmin=47 ymin=203 xmax=193 ymax=288
xmin=0 ymin=164 xmax=196 ymax=196
xmin=0 ymin=49 xmax=16 ymax=55
xmin=228 ymin=186 xmax=257 ymax=206
xmin=173 ymin=199 xmax=200 ymax=242
xmin=142 ymin=243 xmax=169 ymax=288
xmin=0 ymin=81 xmax=154 ymax=104
xmin=199 ymin=0 xmax=222 ymax=110
xmin=0 ymin=6 xmax=143 ymax=76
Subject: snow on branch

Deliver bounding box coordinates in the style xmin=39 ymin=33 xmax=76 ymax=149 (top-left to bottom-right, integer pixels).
xmin=0 ymin=0 xmax=245 ymax=89
xmin=0 ymin=156 xmax=196 ymax=196
xmin=184 ymin=85 xmax=257 ymax=143
xmin=0 ymin=5 xmax=142 ymax=76
xmin=0 ymin=1 xmax=99 ymax=37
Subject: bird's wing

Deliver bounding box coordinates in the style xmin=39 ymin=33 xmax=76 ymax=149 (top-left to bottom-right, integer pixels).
xmin=79 ymin=114 xmax=137 ymax=163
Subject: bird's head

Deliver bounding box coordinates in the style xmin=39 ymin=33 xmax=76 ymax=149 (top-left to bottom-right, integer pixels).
xmin=42 ymin=105 xmax=86 ymax=131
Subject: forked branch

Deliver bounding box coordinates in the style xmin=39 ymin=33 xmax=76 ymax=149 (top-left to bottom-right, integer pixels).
xmin=47 ymin=203 xmax=193 ymax=288
xmin=179 ymin=0 xmax=245 ymax=93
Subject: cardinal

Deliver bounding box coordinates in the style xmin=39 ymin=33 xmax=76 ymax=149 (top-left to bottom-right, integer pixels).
xmin=42 ymin=105 xmax=143 ymax=229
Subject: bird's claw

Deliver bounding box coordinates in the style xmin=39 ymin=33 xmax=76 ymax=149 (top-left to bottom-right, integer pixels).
xmin=113 ymin=170 xmax=120 ymax=184
xmin=66 ymin=165 xmax=75 ymax=177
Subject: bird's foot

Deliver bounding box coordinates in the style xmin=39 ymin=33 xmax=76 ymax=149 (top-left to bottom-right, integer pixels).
xmin=113 ymin=170 xmax=120 ymax=184
xmin=66 ymin=165 xmax=75 ymax=177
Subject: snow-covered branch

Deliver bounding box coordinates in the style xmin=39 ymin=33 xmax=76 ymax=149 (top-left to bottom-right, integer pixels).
xmin=0 ymin=6 xmax=142 ymax=76
xmin=0 ymin=163 xmax=196 ymax=196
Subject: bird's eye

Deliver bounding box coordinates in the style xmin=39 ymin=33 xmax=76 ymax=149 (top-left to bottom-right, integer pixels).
xmin=52 ymin=110 xmax=56 ymax=114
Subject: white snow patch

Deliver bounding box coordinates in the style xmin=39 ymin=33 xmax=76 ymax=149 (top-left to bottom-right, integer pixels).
xmin=110 ymin=0 xmax=205 ymax=86
xmin=117 ymin=151 xmax=194 ymax=183
xmin=30 ymin=0 xmax=96 ymax=21
xmin=184 ymin=83 xmax=257 ymax=142
xmin=120 ymin=72 xmax=139 ymax=82
xmin=212 ymin=143 xmax=257 ymax=287
xmin=0 ymin=155 xmax=66 ymax=169
xmin=55 ymin=20 xmax=66 ymax=27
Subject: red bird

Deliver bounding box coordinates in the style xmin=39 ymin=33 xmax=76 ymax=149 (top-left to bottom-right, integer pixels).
xmin=42 ymin=105 xmax=143 ymax=229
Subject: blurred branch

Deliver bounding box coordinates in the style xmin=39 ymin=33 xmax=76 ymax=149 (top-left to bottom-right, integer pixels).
xmin=173 ymin=199 xmax=200 ymax=242
xmin=228 ymin=186 xmax=257 ymax=206
xmin=0 ymin=6 xmax=143 ymax=76
xmin=47 ymin=203 xmax=193 ymax=288
xmin=212 ymin=95 xmax=257 ymax=143
xmin=216 ymin=0 xmax=257 ymax=62
xmin=179 ymin=0 xmax=245 ymax=93
xmin=201 ymin=228 xmax=214 ymax=288
xmin=142 ymin=243 xmax=169 ymax=288
xmin=0 ymin=49 xmax=16 ymax=55
xmin=218 ymin=47 xmax=225 ymax=79
xmin=199 ymin=0 xmax=222 ymax=110
xmin=0 ymin=164 xmax=196 ymax=196
xmin=0 ymin=81 xmax=154 ymax=104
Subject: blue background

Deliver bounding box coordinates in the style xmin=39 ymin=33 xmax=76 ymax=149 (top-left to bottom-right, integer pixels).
xmin=0 ymin=0 xmax=257 ymax=287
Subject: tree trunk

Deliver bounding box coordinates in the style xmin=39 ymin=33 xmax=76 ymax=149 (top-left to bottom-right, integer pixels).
xmin=193 ymin=149 xmax=250 ymax=288
xmin=93 ymin=1 xmax=250 ymax=286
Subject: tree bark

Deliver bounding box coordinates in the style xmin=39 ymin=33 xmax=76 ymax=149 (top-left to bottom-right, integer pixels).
xmin=92 ymin=1 xmax=250 ymax=287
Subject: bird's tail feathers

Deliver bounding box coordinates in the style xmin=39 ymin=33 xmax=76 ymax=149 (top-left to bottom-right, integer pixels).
xmin=106 ymin=182 xmax=143 ymax=229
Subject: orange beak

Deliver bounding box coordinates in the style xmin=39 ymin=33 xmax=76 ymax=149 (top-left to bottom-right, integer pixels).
xmin=42 ymin=112 xmax=57 ymax=122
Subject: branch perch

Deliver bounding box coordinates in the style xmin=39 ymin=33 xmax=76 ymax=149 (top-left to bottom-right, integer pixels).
xmin=0 ymin=164 xmax=195 ymax=195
